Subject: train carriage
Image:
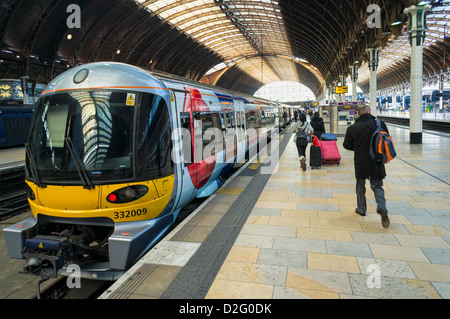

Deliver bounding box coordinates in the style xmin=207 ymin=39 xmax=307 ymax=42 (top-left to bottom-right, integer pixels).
xmin=4 ymin=62 xmax=283 ymax=280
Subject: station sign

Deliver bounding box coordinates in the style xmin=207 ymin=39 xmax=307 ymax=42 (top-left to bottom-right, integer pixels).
xmin=335 ymin=86 xmax=348 ymax=94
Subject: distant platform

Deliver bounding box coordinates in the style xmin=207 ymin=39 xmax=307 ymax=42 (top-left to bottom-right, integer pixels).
xmin=378 ymin=111 xmax=450 ymax=122
xmin=0 ymin=147 xmax=24 ymax=170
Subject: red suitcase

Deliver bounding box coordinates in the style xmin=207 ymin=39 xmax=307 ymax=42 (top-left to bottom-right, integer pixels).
xmin=320 ymin=140 xmax=341 ymax=165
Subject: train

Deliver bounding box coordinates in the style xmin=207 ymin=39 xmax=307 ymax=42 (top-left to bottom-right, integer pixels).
xmin=0 ymin=105 xmax=34 ymax=149
xmin=3 ymin=62 xmax=298 ymax=281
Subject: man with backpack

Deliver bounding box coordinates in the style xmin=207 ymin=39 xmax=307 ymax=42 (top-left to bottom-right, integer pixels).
xmin=343 ymin=104 xmax=390 ymax=228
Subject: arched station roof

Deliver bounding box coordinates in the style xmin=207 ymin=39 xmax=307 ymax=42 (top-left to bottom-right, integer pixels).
xmin=0 ymin=0 xmax=448 ymax=97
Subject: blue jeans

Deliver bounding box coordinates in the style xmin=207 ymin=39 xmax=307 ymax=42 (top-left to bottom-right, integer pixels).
xmin=356 ymin=179 xmax=387 ymax=215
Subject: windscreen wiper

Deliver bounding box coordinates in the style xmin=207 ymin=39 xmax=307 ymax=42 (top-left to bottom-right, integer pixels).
xmin=64 ymin=137 xmax=95 ymax=190
xmin=24 ymin=143 xmax=46 ymax=188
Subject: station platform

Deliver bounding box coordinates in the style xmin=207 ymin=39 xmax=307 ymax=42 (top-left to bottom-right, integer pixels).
xmin=378 ymin=110 xmax=450 ymax=122
xmin=100 ymin=123 xmax=450 ymax=300
xmin=0 ymin=147 xmax=25 ymax=170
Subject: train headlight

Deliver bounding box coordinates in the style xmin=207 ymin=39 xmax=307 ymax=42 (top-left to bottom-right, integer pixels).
xmin=25 ymin=183 xmax=36 ymax=200
xmin=106 ymin=185 xmax=148 ymax=203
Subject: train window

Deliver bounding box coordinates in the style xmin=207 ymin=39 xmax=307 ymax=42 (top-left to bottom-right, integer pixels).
xmin=226 ymin=112 xmax=235 ymax=128
xmin=136 ymin=93 xmax=174 ymax=180
xmin=44 ymin=104 xmax=69 ymax=148
xmin=28 ymin=91 xmax=135 ymax=184
xmin=261 ymin=110 xmax=275 ymax=129
xmin=245 ymin=111 xmax=261 ymax=129
xmin=239 ymin=111 xmax=245 ymax=128
xmin=220 ymin=112 xmax=227 ymax=130
xmin=193 ymin=112 xmax=222 ymax=161
xmin=180 ymin=112 xmax=193 ymax=164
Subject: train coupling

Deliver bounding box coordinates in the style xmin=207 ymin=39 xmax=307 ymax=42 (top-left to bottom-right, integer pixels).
xmin=21 ymin=232 xmax=73 ymax=279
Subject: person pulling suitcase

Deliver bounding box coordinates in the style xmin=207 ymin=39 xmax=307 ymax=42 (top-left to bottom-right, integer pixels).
xmin=293 ymin=113 xmax=314 ymax=171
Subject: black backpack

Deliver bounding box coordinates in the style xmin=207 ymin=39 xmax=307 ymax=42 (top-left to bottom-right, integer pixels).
xmin=369 ymin=120 xmax=397 ymax=164
xmin=296 ymin=124 xmax=310 ymax=146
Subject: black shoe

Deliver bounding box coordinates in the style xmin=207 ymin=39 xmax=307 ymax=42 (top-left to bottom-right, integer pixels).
xmin=355 ymin=209 xmax=366 ymax=217
xmin=300 ymin=157 xmax=307 ymax=172
xmin=378 ymin=210 xmax=390 ymax=228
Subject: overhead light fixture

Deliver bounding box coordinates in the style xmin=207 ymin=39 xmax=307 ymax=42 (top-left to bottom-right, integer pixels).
xmin=418 ymin=1 xmax=431 ymax=5
xmin=381 ymin=27 xmax=392 ymax=35
xmin=67 ymin=34 xmax=72 ymax=40
xmin=391 ymin=20 xmax=403 ymax=26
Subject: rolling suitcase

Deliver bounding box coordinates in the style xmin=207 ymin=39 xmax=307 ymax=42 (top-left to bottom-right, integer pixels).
xmin=321 ymin=140 xmax=341 ymax=165
xmin=310 ymin=145 xmax=322 ymax=169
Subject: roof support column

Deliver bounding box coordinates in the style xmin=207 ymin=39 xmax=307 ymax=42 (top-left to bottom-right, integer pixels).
xmin=330 ymin=80 xmax=339 ymax=135
xmin=366 ymin=48 xmax=380 ymax=116
xmin=330 ymin=84 xmax=335 ymax=103
xmin=405 ymin=3 xmax=431 ymax=144
xmin=350 ymin=65 xmax=358 ymax=102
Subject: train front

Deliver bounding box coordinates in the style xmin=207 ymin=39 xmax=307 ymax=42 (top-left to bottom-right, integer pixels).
xmin=3 ymin=63 xmax=176 ymax=280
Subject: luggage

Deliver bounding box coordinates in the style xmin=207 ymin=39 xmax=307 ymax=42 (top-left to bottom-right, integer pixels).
xmin=320 ymin=133 xmax=337 ymax=141
xmin=310 ymin=136 xmax=322 ymax=169
xmin=369 ymin=119 xmax=397 ymax=164
xmin=321 ymin=140 xmax=341 ymax=165
xmin=310 ymin=145 xmax=322 ymax=169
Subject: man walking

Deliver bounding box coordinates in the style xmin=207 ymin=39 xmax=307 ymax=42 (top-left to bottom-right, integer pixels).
xmin=343 ymin=104 xmax=390 ymax=228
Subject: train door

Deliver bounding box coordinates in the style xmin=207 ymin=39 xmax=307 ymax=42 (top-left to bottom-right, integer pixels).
xmin=172 ymin=90 xmax=196 ymax=208
xmin=192 ymin=112 xmax=220 ymax=189
xmin=234 ymin=100 xmax=246 ymax=165
xmin=223 ymin=111 xmax=236 ymax=164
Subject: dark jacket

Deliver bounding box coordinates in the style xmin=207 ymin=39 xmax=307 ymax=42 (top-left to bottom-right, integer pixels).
xmin=343 ymin=113 xmax=388 ymax=180
xmin=310 ymin=117 xmax=326 ymax=139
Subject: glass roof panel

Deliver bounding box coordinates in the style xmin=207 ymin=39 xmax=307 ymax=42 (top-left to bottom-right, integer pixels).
xmin=136 ymin=0 xmax=298 ymax=84
xmin=358 ymin=3 xmax=449 ymax=91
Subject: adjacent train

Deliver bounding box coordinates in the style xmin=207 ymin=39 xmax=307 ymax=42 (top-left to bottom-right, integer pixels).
xmin=4 ymin=62 xmax=297 ymax=280
xmin=0 ymin=105 xmax=34 ymax=149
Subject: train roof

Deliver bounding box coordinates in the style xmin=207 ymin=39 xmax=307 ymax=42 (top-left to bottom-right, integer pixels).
xmin=41 ymin=62 xmax=280 ymax=107
xmin=42 ymin=62 xmax=166 ymax=96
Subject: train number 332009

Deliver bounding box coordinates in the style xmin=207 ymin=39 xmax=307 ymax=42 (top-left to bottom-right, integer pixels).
xmin=113 ymin=208 xmax=148 ymax=219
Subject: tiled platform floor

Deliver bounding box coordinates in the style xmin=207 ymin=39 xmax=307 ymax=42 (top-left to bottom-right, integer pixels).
xmin=206 ymin=125 xmax=450 ymax=299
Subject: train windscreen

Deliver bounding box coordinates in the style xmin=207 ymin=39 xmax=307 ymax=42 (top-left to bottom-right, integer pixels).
xmin=26 ymin=90 xmax=172 ymax=185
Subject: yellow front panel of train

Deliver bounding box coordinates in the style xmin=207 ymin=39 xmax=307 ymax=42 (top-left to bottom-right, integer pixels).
xmin=33 ymin=183 xmax=100 ymax=210
xmin=27 ymin=175 xmax=174 ymax=223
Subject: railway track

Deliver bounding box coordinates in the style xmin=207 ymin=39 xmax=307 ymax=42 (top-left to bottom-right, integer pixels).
xmin=36 ymin=277 xmax=113 ymax=299
xmin=378 ymin=115 xmax=450 ymax=133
